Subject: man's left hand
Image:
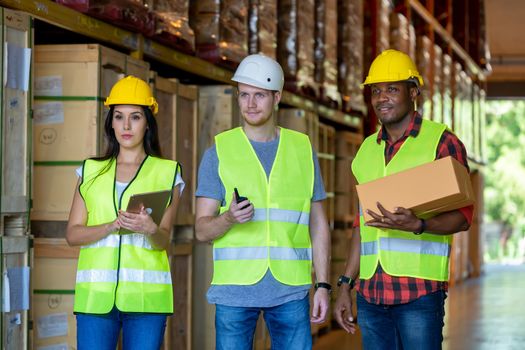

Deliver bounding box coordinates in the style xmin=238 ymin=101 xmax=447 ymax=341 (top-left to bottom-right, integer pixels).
xmin=310 ymin=288 xmax=329 ymax=324
xmin=366 ymin=202 xmax=422 ymax=232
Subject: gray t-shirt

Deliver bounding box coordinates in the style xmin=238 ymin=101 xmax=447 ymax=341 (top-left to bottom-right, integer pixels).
xmin=196 ymin=135 xmax=326 ymax=307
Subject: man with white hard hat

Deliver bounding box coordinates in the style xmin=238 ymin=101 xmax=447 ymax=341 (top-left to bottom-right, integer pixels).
xmin=195 ymin=54 xmax=331 ymax=349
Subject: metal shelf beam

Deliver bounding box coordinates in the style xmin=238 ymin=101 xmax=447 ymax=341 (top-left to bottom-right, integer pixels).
xmin=409 ymin=0 xmax=486 ymax=80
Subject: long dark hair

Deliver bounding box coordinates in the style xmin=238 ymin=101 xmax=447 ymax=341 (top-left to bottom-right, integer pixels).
xmin=94 ymin=105 xmax=162 ymax=161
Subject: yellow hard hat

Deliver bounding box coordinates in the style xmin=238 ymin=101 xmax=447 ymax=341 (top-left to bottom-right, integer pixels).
xmin=362 ymin=49 xmax=424 ymax=87
xmin=104 ymin=75 xmax=158 ymax=115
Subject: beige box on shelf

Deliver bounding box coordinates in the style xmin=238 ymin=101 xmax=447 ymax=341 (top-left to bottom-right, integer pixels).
xmin=356 ymin=156 xmax=475 ymax=223
xmin=32 ymin=238 xmax=79 ymax=349
xmin=32 ymin=165 xmax=78 ymax=221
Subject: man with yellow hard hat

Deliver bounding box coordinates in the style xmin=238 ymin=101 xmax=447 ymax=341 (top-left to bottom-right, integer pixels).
xmin=333 ymin=49 xmax=473 ymax=349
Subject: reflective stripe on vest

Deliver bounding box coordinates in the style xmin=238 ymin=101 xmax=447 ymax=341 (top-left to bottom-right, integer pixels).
xmin=214 ymin=127 xmax=314 ymax=286
xmin=82 ymin=233 xmax=158 ymax=251
xmin=361 ymin=238 xmax=451 ymax=258
xmin=214 ymin=247 xmax=312 ymax=261
xmin=352 ymin=118 xmax=453 ymax=281
xmin=75 ymin=156 xmax=177 ymax=314
xmin=251 ymin=208 xmax=310 ymax=225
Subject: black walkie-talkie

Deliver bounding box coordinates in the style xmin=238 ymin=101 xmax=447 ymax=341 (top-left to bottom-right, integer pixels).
xmin=234 ymin=188 xmax=249 ymax=209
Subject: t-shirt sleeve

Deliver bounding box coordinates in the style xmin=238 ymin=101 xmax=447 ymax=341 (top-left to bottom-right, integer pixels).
xmin=195 ymin=145 xmax=226 ymax=205
xmin=312 ymin=150 xmax=327 ymax=202
xmin=174 ymin=165 xmax=185 ymax=196
xmin=76 ymin=166 xmax=83 ymax=178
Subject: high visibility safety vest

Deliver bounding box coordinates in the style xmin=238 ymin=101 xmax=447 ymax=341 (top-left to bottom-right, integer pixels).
xmin=352 ymin=119 xmax=453 ymax=281
xmin=213 ymin=127 xmax=314 ymax=285
xmin=75 ymin=156 xmax=178 ymax=314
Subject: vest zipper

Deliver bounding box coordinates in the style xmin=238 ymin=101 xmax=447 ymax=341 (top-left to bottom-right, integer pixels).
xmin=112 ymin=155 xmax=149 ymax=307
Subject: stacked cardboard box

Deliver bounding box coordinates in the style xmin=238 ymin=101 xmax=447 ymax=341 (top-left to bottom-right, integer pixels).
xmin=32 ymin=44 xmax=149 ymax=222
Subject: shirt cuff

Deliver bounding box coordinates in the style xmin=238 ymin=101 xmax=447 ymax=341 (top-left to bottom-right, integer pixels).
xmin=458 ymin=205 xmax=474 ymax=225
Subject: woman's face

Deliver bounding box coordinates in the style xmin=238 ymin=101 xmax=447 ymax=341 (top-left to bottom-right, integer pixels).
xmin=111 ymin=105 xmax=148 ymax=149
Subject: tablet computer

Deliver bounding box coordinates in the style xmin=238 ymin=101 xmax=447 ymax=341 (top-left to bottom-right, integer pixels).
xmin=124 ymin=189 xmax=172 ymax=229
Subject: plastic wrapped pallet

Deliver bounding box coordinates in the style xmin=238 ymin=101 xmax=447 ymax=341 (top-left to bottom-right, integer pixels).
xmin=55 ymin=0 xmax=154 ymax=36
xmin=479 ymin=88 xmax=487 ymax=162
xmin=248 ymin=0 xmax=277 ymax=58
xmin=416 ymin=36 xmax=432 ymax=119
xmin=363 ymin=0 xmax=390 ymax=77
xmin=472 ymin=84 xmax=481 ymax=160
xmin=146 ymin=0 xmax=195 ymax=53
xmin=408 ymin=23 xmax=416 ymax=62
xmin=452 ymin=62 xmax=463 ymax=133
xmin=442 ymin=54 xmax=453 ymax=128
xmin=462 ymin=74 xmax=473 ymax=155
xmin=278 ymin=0 xmax=318 ymax=97
xmin=432 ymin=45 xmax=443 ymax=123
xmin=314 ymin=0 xmax=341 ymax=107
xmin=338 ymin=0 xmax=364 ymax=113
xmin=191 ymin=0 xmax=248 ymax=69
xmin=389 ymin=12 xmax=410 ymax=55
xmin=455 ymin=69 xmax=473 ymax=153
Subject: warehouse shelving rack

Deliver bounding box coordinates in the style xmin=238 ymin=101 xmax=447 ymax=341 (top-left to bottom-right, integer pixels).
xmin=0 ymin=0 xmax=363 ymax=132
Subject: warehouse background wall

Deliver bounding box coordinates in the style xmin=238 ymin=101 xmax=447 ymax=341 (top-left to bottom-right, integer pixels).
xmin=486 ymin=0 xmax=525 ymax=98
xmin=0 ymin=0 xmax=502 ymax=349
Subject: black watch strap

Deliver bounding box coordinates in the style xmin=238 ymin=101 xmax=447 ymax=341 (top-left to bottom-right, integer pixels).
xmin=413 ymin=219 xmax=426 ymax=235
xmin=337 ymin=275 xmax=355 ymax=289
xmin=314 ymin=282 xmax=332 ymax=293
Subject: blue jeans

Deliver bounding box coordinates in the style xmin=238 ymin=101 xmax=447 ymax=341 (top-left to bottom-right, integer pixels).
xmin=76 ymin=307 xmax=167 ymax=350
xmin=215 ymin=296 xmax=312 ymax=350
xmin=357 ymin=290 xmax=446 ymax=350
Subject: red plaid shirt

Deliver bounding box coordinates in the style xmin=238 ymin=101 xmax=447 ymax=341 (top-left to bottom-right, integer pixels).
xmin=353 ymin=112 xmax=473 ymax=305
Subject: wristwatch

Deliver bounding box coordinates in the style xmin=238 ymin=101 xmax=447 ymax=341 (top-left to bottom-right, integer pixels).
xmin=413 ymin=219 xmax=426 ymax=235
xmin=337 ymin=275 xmax=355 ymax=289
xmin=314 ymin=282 xmax=332 ymax=293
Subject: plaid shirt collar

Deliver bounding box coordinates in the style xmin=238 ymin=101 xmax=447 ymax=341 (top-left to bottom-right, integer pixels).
xmin=376 ymin=111 xmax=422 ymax=144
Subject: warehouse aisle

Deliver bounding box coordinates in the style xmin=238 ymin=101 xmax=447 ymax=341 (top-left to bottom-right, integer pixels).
xmin=313 ymin=263 xmax=525 ymax=350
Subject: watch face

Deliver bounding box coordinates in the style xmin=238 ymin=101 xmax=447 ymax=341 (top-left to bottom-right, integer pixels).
xmin=337 ymin=275 xmax=350 ymax=286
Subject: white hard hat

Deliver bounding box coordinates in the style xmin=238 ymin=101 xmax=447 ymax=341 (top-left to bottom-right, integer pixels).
xmin=232 ymin=54 xmax=284 ymax=92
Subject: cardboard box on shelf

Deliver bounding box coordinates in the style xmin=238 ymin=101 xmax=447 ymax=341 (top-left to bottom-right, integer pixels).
xmin=356 ymin=156 xmax=475 ymax=223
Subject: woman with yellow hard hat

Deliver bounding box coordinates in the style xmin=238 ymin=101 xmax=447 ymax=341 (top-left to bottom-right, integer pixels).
xmin=66 ymin=76 xmax=183 ymax=349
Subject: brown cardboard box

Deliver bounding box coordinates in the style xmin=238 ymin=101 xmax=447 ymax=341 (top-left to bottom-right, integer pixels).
xmin=356 ymin=156 xmax=475 ymax=222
